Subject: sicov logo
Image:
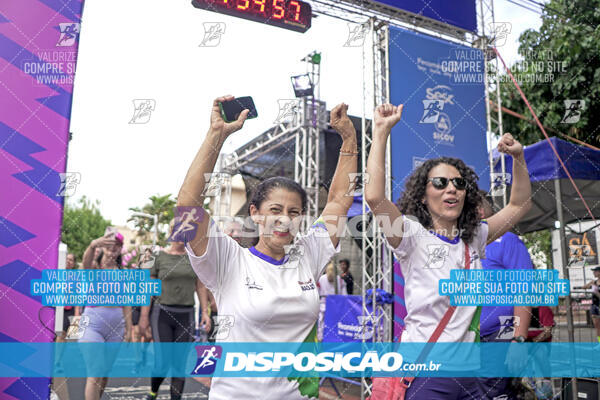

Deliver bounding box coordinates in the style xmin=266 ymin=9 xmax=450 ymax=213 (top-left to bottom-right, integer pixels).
xmin=192 ymin=345 xmax=222 ymax=375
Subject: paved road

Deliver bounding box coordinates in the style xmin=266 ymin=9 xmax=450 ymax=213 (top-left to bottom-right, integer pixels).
xmin=52 ymin=377 xmax=209 ymax=400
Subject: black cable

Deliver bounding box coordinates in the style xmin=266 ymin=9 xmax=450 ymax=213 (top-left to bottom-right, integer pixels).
xmin=565 ymin=221 xmax=600 ymax=235
xmin=505 ymin=0 xmax=543 ymax=14
xmin=521 ymin=0 xmax=597 ymax=17
xmin=39 ymin=306 xmax=58 ymax=341
xmin=520 ymin=0 xmax=548 ymax=11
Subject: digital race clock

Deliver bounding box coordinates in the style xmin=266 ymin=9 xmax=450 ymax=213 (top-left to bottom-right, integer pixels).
xmin=192 ymin=0 xmax=312 ymax=33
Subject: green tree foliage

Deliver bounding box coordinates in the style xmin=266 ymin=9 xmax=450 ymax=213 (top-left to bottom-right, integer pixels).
xmin=522 ymin=229 xmax=554 ymax=268
xmin=128 ymin=194 xmax=176 ymax=246
xmin=496 ymin=0 xmax=599 ymax=266
xmin=498 ymin=0 xmax=600 ymax=147
xmin=61 ymin=197 xmax=112 ymax=262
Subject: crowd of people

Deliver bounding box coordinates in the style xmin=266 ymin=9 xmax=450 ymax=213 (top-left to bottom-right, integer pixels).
xmin=56 ymin=95 xmax=599 ymax=400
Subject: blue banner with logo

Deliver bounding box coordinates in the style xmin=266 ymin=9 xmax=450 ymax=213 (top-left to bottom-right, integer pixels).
xmin=388 ymin=26 xmax=490 ymax=201
xmin=323 ymin=295 xmax=373 ymax=342
xmin=2 ymin=343 xmax=600 ymax=378
xmin=372 ymin=0 xmax=477 ymax=32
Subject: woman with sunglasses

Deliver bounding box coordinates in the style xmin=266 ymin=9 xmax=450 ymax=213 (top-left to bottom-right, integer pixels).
xmin=365 ymin=104 xmax=531 ymax=399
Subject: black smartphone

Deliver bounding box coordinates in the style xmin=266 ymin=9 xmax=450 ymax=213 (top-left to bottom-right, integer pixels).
xmin=219 ymin=96 xmax=258 ymax=123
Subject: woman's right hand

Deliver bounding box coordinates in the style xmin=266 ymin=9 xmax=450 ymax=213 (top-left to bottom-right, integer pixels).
xmin=138 ymin=316 xmax=151 ymax=340
xmin=92 ymin=233 xmax=118 ymax=250
xmin=210 ymin=95 xmax=249 ymax=138
xmin=330 ymin=103 xmax=356 ymax=141
xmin=373 ymin=103 xmax=403 ymax=139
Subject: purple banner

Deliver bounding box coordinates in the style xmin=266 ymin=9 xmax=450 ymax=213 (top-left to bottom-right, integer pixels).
xmin=0 ymin=0 xmax=84 ymax=398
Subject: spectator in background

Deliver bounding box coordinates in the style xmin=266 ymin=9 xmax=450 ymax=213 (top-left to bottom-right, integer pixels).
xmin=66 ymin=253 xmax=77 ymax=269
xmin=79 ymin=231 xmax=132 ymax=400
xmin=63 ymin=253 xmax=78 ymax=332
xmin=55 ymin=253 xmax=79 ymax=371
xmin=520 ymin=306 xmax=555 ymax=397
xmin=129 ymin=251 xmax=152 ymax=373
xmin=527 ymin=306 xmax=554 ymax=343
xmin=139 ymin=229 xmax=203 ymax=400
xmin=318 ymin=262 xmax=347 ymax=297
xmin=139 ymin=248 xmax=154 ymax=269
xmin=317 ymin=262 xmax=347 ymax=341
xmin=575 ymin=266 xmax=600 ymax=343
xmin=339 ymin=259 xmax=354 ymax=295
xmin=478 ymin=191 xmax=532 ymax=399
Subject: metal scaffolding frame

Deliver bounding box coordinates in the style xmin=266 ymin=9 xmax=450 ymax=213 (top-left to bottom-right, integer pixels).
xmin=297 ymin=98 xmax=328 ymax=231
xmin=295 ymin=54 xmax=327 ymax=232
xmin=358 ymin=17 xmax=393 ymax=399
xmin=476 ymin=0 xmax=508 ymax=207
xmin=214 ymin=1 xmax=499 ymax=398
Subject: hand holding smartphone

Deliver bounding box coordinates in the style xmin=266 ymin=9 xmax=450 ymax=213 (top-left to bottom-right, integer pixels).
xmin=219 ymin=96 xmax=258 ymax=123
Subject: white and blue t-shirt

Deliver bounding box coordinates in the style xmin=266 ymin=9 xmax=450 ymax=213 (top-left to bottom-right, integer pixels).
xmin=186 ymin=217 xmax=339 ymax=399
xmin=389 ymin=215 xmax=489 ymax=344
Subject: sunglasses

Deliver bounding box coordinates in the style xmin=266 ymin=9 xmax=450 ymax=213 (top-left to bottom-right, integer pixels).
xmin=428 ymin=177 xmax=467 ymax=190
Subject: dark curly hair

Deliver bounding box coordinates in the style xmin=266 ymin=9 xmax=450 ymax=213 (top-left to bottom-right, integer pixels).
xmin=395 ymin=157 xmax=483 ymax=244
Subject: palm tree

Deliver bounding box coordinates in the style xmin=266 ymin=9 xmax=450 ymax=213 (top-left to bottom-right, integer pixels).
xmin=128 ymin=194 xmax=176 ymax=246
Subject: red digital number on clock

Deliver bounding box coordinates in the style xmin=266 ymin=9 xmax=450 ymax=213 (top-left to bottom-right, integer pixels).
xmin=272 ymin=0 xmax=284 ymax=19
xmin=192 ymin=0 xmax=311 ymax=33
xmin=289 ymin=0 xmax=300 ymax=21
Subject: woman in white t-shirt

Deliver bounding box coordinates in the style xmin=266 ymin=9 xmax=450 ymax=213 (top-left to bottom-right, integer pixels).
xmin=177 ymin=96 xmax=359 ymax=399
xmin=318 ymin=262 xmax=348 ymax=297
xmin=365 ymin=104 xmax=532 ymax=399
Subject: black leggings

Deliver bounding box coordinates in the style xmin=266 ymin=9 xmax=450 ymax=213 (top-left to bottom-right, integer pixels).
xmin=150 ymin=304 xmax=194 ymax=400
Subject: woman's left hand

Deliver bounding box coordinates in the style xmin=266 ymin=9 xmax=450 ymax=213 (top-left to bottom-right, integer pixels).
xmin=330 ymin=103 xmax=356 ymax=141
xmin=497 ymin=133 xmax=524 ymax=158
xmin=200 ymin=312 xmax=212 ymax=334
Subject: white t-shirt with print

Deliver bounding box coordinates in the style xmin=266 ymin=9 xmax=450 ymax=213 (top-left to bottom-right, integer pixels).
xmin=391 ymin=216 xmax=489 ymax=344
xmin=186 ymin=217 xmax=339 ymax=400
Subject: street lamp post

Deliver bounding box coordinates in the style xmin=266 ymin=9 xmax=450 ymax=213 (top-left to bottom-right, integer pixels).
xmin=131 ymin=212 xmax=158 ymax=248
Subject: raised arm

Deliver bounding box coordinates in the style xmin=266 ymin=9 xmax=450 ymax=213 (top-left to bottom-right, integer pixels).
xmin=82 ymin=235 xmax=109 ymax=268
xmin=576 ymin=281 xmax=595 ymax=290
xmin=320 ymin=103 xmax=358 ymax=249
xmin=486 ymin=133 xmax=532 ymax=244
xmin=364 ymin=104 xmax=404 ymax=249
xmin=177 ymin=95 xmax=248 ymax=257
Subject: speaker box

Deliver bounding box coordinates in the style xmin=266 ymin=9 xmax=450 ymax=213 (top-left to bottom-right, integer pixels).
xmin=561 ymin=378 xmax=599 ymax=400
